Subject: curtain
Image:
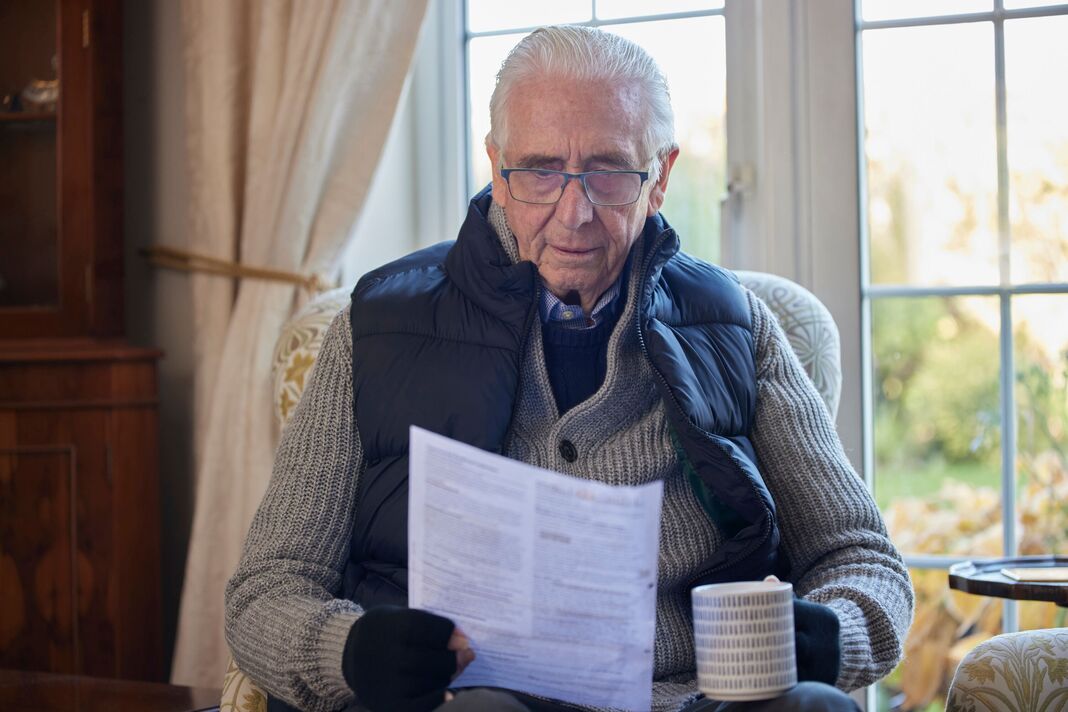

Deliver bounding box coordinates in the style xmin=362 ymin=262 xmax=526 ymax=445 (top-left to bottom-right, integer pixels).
xmin=170 ymin=0 xmax=428 ymax=687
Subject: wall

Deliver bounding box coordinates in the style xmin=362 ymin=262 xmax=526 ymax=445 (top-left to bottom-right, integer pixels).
xmin=338 ymin=79 xmax=418 ymax=285
xmin=123 ymin=0 xmax=192 ymax=674
xmin=340 ymin=0 xmax=466 ymax=283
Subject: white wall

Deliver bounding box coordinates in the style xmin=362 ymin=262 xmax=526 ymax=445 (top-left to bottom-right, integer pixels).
xmin=340 ymin=0 xmax=467 ymax=285
xmin=338 ymin=86 xmax=420 ymax=286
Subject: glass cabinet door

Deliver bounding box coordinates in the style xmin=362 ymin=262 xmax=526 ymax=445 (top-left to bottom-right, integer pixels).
xmin=0 ymin=0 xmax=60 ymax=309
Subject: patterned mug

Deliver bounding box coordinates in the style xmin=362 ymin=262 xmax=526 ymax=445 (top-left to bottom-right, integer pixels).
xmin=691 ymin=580 xmax=797 ymax=701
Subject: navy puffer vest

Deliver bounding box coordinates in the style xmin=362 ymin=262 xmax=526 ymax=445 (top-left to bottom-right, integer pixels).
xmin=345 ymin=189 xmax=783 ymax=608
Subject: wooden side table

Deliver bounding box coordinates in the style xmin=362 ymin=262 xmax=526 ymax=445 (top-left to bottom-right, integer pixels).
xmin=0 ymin=669 xmax=220 ymax=712
xmin=948 ymin=555 xmax=1068 ymax=607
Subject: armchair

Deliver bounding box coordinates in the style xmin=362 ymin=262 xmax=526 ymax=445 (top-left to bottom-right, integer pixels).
xmin=222 ymin=271 xmax=843 ymax=711
xmin=946 ymin=628 xmax=1068 ymax=711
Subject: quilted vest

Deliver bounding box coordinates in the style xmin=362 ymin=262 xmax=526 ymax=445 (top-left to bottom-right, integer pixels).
xmin=344 ymin=189 xmax=782 ymax=609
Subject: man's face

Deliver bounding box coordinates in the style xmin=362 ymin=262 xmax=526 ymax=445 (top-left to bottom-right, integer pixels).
xmin=487 ymin=77 xmax=678 ymax=311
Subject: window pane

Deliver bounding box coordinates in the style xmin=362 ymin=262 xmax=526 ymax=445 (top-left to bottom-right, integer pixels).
xmin=1014 ymin=295 xmax=1068 ymax=560
xmin=596 ymin=0 xmax=723 ymax=21
xmin=467 ymin=34 xmax=523 ymax=191
xmin=874 ymin=296 xmax=1002 ymax=556
xmin=1018 ymin=601 xmax=1067 ymax=633
xmin=874 ymin=290 xmax=1005 ymax=708
xmin=876 ymin=570 xmax=1004 ymax=712
xmin=466 ymin=1 xmax=591 ymax=33
xmin=606 ymin=17 xmax=725 ymax=263
xmin=861 ymin=24 xmax=999 ymax=286
xmin=1005 ymin=17 xmax=1068 ymax=284
xmin=861 ymin=0 xmax=991 ymax=22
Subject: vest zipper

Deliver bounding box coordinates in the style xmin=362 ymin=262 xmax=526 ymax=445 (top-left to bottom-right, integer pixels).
xmin=632 ymin=229 xmax=773 ymax=588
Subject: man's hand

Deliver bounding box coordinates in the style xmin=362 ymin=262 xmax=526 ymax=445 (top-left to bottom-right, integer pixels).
xmin=764 ymin=575 xmax=841 ymax=685
xmin=448 ymin=626 xmax=476 ymax=679
xmin=343 ymin=605 xmax=475 ymax=712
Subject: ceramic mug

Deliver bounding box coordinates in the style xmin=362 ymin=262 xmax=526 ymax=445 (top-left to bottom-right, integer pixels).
xmin=691 ymin=580 xmax=797 ymax=701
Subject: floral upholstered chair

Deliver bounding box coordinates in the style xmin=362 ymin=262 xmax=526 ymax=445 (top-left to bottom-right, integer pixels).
xmin=222 ymin=272 xmax=843 ymax=710
xmin=946 ymin=628 xmax=1068 ymax=712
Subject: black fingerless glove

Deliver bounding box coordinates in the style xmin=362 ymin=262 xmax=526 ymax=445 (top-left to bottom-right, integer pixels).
xmin=342 ymin=605 xmax=457 ymax=712
xmin=793 ymin=598 xmax=841 ymax=685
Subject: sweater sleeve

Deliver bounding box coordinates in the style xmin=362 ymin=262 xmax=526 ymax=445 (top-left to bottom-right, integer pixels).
xmin=225 ymin=307 xmax=363 ymax=712
xmin=745 ymin=288 xmax=914 ymax=692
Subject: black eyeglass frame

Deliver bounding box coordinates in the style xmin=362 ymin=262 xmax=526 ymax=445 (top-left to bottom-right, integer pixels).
xmin=499 ymin=168 xmax=651 ymax=206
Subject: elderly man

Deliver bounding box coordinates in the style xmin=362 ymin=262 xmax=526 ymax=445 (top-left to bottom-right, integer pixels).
xmin=227 ymin=25 xmax=913 ymax=712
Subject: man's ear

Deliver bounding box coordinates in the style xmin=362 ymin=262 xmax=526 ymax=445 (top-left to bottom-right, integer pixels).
xmin=646 ymin=146 xmax=680 ymax=217
xmin=486 ymin=139 xmax=509 ymax=208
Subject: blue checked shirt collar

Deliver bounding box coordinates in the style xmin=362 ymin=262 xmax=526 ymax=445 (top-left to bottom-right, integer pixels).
xmin=539 ymin=278 xmax=622 ymax=330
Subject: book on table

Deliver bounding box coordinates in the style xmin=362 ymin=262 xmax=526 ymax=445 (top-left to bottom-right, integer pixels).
xmin=1000 ymin=567 xmax=1068 ymax=582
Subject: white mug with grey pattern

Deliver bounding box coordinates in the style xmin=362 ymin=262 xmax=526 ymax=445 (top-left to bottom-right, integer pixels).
xmin=691 ymin=580 xmax=797 ymax=701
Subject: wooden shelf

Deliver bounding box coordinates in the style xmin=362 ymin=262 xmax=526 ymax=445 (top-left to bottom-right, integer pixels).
xmin=0 ymin=111 xmax=57 ymax=124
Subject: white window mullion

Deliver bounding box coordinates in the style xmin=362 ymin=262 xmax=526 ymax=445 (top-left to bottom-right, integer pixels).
xmin=727 ymin=0 xmax=864 ymax=466
xmin=993 ymin=0 xmax=1019 ymax=634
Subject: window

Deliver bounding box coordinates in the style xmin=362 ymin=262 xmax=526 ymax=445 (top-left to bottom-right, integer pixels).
xmin=464 ymin=1 xmax=727 ymax=263
xmin=857 ymin=1 xmax=1068 ymax=708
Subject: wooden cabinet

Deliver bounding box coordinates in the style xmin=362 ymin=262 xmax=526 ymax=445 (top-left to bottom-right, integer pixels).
xmin=0 ymin=1 xmax=164 ymax=682
xmin=0 ymin=343 xmax=164 ymax=680
xmin=0 ymin=0 xmax=123 ymax=338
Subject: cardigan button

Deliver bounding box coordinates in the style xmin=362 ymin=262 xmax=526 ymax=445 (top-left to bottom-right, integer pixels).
xmin=559 ymin=439 xmax=578 ymax=463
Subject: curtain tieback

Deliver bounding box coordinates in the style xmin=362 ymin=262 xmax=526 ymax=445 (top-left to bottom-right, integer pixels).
xmin=141 ymin=246 xmax=334 ymax=293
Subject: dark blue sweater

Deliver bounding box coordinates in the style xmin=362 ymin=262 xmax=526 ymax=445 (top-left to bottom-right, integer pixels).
xmin=541 ymin=298 xmax=623 ymax=415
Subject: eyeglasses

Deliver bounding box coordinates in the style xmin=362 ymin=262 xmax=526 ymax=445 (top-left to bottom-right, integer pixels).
xmin=500 ymin=168 xmax=650 ymax=206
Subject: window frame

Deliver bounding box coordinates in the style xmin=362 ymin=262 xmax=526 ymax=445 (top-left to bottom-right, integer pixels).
xmin=855 ymin=0 xmax=1068 ymax=637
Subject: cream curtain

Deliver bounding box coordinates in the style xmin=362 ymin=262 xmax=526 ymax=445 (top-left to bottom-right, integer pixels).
xmin=171 ymin=0 xmax=429 ymax=687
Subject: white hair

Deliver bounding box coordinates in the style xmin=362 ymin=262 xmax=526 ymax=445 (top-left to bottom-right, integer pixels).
xmin=487 ymin=25 xmax=676 ymax=182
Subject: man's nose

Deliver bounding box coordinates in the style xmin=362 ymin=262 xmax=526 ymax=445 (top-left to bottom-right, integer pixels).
xmin=554 ymin=176 xmax=594 ymax=229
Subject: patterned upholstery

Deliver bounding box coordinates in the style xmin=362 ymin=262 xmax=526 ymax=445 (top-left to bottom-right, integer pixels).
xmin=946 ymin=628 xmax=1068 ymax=712
xmin=220 ymin=656 xmax=267 ymax=712
xmin=271 ymin=287 xmax=352 ymax=427
xmin=223 ymin=270 xmax=843 ymax=709
xmin=736 ymin=271 xmax=841 ymax=419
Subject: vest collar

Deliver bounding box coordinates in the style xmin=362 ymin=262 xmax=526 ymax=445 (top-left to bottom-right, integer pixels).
xmin=444 ymin=187 xmax=540 ymax=333
xmin=636 ymin=212 xmax=680 ymax=317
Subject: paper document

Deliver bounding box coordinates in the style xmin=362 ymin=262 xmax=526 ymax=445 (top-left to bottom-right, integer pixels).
xmin=408 ymin=426 xmax=663 ymax=711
